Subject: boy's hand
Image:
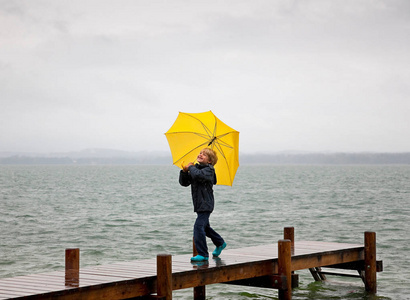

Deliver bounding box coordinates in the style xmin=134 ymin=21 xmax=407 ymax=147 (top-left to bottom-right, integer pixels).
xmin=182 ymin=162 xmax=194 ymax=172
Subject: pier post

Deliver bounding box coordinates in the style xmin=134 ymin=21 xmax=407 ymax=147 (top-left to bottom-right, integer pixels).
xmin=157 ymin=254 xmax=172 ymax=300
xmin=193 ymin=238 xmax=206 ymax=300
xmin=278 ymin=240 xmax=292 ymax=300
xmin=284 ymin=227 xmax=295 ymax=255
xmin=364 ymin=231 xmax=377 ymax=294
xmin=65 ymin=248 xmax=79 ymax=287
xmin=284 ymin=227 xmax=299 ymax=288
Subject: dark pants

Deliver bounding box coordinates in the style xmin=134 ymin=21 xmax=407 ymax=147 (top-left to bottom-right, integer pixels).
xmin=193 ymin=212 xmax=225 ymax=257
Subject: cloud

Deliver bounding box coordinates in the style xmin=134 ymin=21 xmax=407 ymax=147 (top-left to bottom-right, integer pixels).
xmin=1 ymin=0 xmax=409 ymax=153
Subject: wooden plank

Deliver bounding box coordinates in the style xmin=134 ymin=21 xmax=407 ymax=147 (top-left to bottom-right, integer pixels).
xmin=0 ymin=292 xmax=26 ymax=300
xmin=293 ymin=241 xmax=363 ymax=252
xmin=221 ymin=241 xmax=362 ymax=259
xmin=0 ymin=284 xmax=59 ymax=296
xmin=1 ymin=271 xmax=65 ymax=280
xmin=87 ymin=264 xmax=151 ymax=273
xmin=0 ymin=273 xmax=72 ymax=287
xmin=0 ymin=277 xmax=66 ymax=289
xmin=79 ymin=270 xmax=155 ymax=279
xmin=0 ymin=271 xmax=142 ymax=291
xmin=0 ymin=291 xmax=29 ymax=299
xmin=0 ymin=282 xmax=70 ymax=293
xmin=0 ymin=278 xmax=67 ymax=290
xmin=0 ymin=289 xmax=34 ymax=297
xmin=91 ymin=261 xmax=157 ymax=269
xmin=80 ymin=268 xmax=156 ymax=277
xmin=80 ymin=265 xmax=156 ymax=275
xmin=87 ymin=263 xmax=156 ymax=271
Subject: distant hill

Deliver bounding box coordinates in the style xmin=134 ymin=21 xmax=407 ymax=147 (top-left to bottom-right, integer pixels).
xmin=0 ymin=149 xmax=171 ymax=165
xmin=240 ymin=152 xmax=410 ymax=165
xmin=1 ymin=149 xmax=410 ymax=165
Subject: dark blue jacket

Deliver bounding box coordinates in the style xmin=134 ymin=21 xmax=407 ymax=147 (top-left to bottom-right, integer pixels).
xmin=179 ymin=163 xmax=217 ymax=212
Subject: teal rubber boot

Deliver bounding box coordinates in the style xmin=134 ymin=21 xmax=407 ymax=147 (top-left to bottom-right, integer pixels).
xmin=190 ymin=255 xmax=209 ymax=262
xmin=212 ymin=242 xmax=227 ymax=257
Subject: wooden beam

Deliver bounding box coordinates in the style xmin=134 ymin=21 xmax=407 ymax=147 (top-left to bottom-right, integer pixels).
xmin=225 ymin=274 xmax=299 ymax=290
xmin=131 ymin=295 xmax=165 ymax=300
xmin=172 ymin=259 xmax=278 ymax=290
xmin=309 ymin=267 xmax=326 ymax=281
xmin=317 ymin=270 xmax=361 ymax=278
xmin=291 ymin=247 xmax=364 ymax=271
xmin=323 ymin=260 xmax=383 ymax=272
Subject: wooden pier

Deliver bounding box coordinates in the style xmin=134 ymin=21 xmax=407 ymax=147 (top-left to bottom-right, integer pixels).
xmin=0 ymin=228 xmax=382 ymax=300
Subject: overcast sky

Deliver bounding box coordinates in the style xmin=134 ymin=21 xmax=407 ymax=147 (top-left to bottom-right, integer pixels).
xmin=1 ymin=0 xmax=409 ymax=154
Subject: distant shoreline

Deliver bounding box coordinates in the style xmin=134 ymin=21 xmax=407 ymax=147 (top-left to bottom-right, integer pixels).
xmin=1 ymin=151 xmax=409 ymax=165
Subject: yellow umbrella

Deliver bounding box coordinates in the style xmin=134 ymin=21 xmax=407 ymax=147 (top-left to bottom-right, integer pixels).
xmin=165 ymin=111 xmax=239 ymax=186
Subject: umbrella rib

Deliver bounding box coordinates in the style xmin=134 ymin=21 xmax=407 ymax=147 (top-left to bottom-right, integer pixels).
xmin=213 ymin=139 xmax=228 ymax=160
xmin=182 ymin=112 xmax=214 ymax=139
xmin=215 ymin=136 xmax=234 ymax=149
xmin=166 ymin=131 xmax=209 ymax=137
xmin=173 ymin=141 xmax=210 ymax=164
xmin=213 ymin=141 xmax=233 ymax=184
xmin=212 ymin=132 xmax=237 ymax=150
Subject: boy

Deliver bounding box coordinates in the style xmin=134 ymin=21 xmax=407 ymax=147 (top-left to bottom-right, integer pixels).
xmin=179 ymin=148 xmax=227 ymax=262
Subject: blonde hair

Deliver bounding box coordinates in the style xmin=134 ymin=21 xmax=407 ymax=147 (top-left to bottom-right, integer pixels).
xmin=201 ymin=148 xmax=218 ymax=166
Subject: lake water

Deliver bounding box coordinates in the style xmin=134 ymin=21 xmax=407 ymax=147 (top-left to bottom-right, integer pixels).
xmin=1 ymin=165 xmax=409 ymax=299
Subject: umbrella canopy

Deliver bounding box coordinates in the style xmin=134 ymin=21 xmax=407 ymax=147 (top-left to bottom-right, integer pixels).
xmin=165 ymin=111 xmax=239 ymax=186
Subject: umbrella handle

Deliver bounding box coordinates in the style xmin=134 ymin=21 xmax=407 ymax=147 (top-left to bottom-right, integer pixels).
xmin=208 ymin=136 xmax=216 ymax=146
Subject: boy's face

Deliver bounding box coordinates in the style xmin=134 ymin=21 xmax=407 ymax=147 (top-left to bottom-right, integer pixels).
xmin=197 ymin=151 xmax=211 ymax=165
